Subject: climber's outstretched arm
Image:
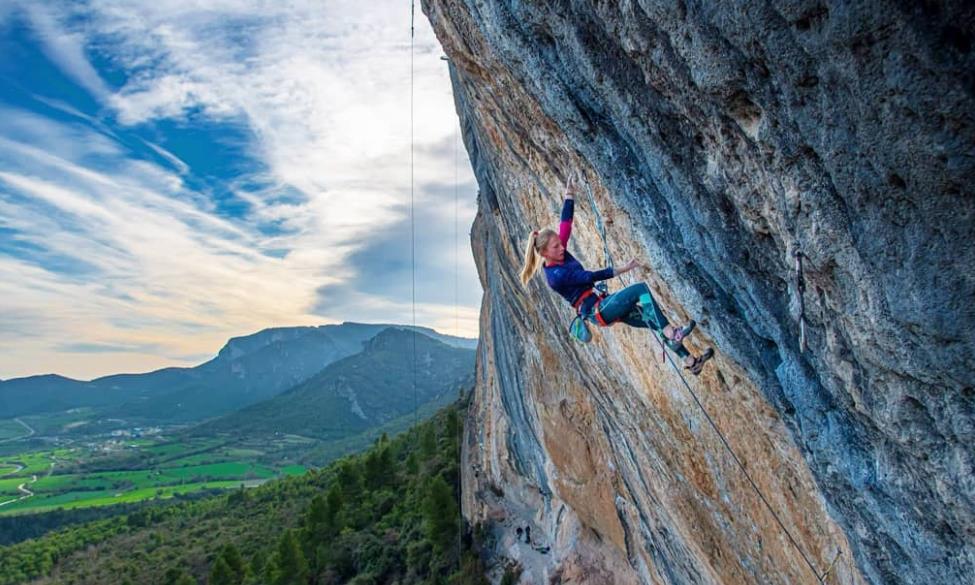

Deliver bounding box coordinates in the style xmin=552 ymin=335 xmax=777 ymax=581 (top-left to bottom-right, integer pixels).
xmin=616 ymin=258 xmax=642 ymax=276
xmin=547 ymin=263 xmax=613 ymax=288
xmin=558 ymin=198 xmax=574 ymax=246
xmin=558 ymin=176 xmax=579 ymax=246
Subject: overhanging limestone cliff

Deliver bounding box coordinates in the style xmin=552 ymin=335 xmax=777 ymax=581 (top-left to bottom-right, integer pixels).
xmin=422 ymin=1 xmax=974 ymax=583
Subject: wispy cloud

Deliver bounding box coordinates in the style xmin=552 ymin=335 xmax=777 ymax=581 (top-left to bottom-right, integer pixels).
xmin=0 ymin=0 xmax=480 ymax=380
xmin=56 ymin=341 xmax=164 ymax=354
xmin=19 ymin=3 xmax=113 ymax=101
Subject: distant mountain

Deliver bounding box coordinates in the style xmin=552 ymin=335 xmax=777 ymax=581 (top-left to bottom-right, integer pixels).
xmin=0 ymin=374 xmax=106 ymax=416
xmin=0 ymin=323 xmax=477 ymax=423
xmin=195 ymin=328 xmax=475 ymax=440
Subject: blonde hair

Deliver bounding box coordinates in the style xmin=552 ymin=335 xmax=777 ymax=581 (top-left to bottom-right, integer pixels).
xmin=520 ymin=228 xmax=558 ymax=286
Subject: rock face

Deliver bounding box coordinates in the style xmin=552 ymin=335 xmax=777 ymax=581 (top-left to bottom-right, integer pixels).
xmin=421 ymin=1 xmax=974 ymax=584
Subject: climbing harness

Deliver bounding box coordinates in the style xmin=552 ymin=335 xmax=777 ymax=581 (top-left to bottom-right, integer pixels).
xmin=568 ymin=286 xmax=626 ymax=343
xmin=569 ymin=291 xmax=599 ymax=343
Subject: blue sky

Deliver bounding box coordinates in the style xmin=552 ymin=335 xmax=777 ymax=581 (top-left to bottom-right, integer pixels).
xmin=0 ymin=0 xmax=481 ymax=380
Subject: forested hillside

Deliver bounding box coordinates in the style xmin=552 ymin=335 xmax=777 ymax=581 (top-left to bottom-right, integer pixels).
xmin=1 ymin=402 xmax=486 ymax=585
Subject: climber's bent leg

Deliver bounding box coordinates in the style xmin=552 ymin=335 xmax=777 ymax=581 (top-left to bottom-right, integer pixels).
xmin=597 ymin=283 xmax=697 ymax=360
xmin=596 ymin=283 xmax=653 ymax=326
xmin=636 ymin=289 xmax=668 ymax=331
xmin=633 ymin=286 xmax=696 ymax=359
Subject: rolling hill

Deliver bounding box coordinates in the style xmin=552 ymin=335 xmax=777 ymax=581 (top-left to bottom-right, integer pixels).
xmin=195 ymin=327 xmax=475 ymax=441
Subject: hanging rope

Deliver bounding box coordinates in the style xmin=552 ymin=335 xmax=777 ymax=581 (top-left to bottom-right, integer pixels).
xmin=575 ymin=172 xmax=835 ymax=583
xmin=571 ymin=169 xmax=624 ymax=294
xmin=577 ymin=172 xmax=614 ymax=272
xmin=409 ymin=0 xmax=418 ymax=438
xmin=453 ymin=67 xmax=465 ymax=570
xmin=413 ymin=6 xmax=466 ymax=568
xmin=653 ymin=334 xmax=832 ymax=583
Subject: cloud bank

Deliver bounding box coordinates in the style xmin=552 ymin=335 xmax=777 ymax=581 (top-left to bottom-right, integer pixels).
xmin=0 ymin=0 xmax=481 ymax=380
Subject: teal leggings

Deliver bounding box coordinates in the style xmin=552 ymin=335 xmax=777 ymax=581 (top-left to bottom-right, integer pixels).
xmin=591 ymin=283 xmax=690 ymax=358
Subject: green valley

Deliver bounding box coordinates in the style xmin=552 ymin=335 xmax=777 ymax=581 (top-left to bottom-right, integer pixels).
xmin=0 ymin=402 xmax=487 ymax=585
xmin=0 ymin=434 xmax=306 ymax=517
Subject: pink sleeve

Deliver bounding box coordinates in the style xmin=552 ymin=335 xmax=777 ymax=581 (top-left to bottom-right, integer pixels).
xmin=557 ymin=198 xmax=574 ymax=246
xmin=559 ymin=219 xmax=572 ymax=246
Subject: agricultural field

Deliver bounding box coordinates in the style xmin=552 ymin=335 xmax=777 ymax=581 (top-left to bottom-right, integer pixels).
xmin=0 ymin=414 xmax=309 ymax=516
xmin=0 ymin=405 xmax=404 ymax=518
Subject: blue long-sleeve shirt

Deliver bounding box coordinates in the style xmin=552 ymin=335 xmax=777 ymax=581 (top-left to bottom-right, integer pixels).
xmin=543 ymin=199 xmax=614 ymax=306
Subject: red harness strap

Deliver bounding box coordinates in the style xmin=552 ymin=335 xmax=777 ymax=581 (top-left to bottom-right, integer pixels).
xmin=572 ymin=288 xmax=597 ymax=310
xmin=593 ymin=297 xmax=611 ymax=326
xmin=573 ymin=289 xmax=615 ymax=327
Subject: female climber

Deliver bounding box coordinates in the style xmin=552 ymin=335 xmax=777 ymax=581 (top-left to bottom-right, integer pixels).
xmin=520 ymin=176 xmax=714 ymax=375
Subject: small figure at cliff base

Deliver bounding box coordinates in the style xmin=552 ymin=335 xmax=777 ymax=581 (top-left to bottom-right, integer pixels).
xmin=520 ymin=176 xmax=713 ymax=375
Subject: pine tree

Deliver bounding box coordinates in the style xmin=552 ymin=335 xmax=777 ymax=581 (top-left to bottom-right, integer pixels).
xmin=209 ymin=557 xmax=236 ymax=585
xmin=164 ymin=568 xmax=186 ymax=585
xmin=335 ymin=460 xmax=363 ymax=498
xmin=325 ymin=483 xmax=344 ymax=534
xmin=262 ymin=554 xmax=277 ymax=585
xmin=423 ymin=475 xmax=459 ymax=554
xmin=305 ymin=494 xmax=329 ymax=539
xmin=221 ymin=543 xmax=245 ymax=583
xmin=444 ymin=409 xmax=460 ymax=445
xmin=272 ymin=529 xmax=309 ymax=585
xmin=420 ymin=425 xmax=438 ymax=459
xmin=364 ymin=446 xmax=393 ymax=489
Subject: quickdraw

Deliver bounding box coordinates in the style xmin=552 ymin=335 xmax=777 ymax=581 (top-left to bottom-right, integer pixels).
xmin=793 ymin=242 xmax=808 ymax=353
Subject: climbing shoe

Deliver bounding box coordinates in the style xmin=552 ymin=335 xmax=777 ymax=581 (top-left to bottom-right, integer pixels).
xmin=686 ymin=347 xmax=714 ymax=376
xmin=666 ymin=320 xmax=696 ymax=343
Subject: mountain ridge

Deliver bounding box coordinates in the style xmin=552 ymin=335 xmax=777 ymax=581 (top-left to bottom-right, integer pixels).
xmin=0 ymin=323 xmax=477 ymax=423
xmin=194 ymin=327 xmax=475 ymax=441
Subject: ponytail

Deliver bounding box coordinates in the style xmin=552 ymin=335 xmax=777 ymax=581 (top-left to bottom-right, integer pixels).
xmin=520 ymin=229 xmax=557 ymax=286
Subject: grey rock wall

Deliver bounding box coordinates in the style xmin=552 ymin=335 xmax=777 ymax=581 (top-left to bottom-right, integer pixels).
xmin=425 ymin=1 xmax=974 ymax=583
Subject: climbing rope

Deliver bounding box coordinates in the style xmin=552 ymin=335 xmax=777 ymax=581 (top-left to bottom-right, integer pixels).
xmin=576 ymin=171 xmax=614 ymax=287
xmin=409 ymin=0 xmax=418 ymax=436
xmin=571 ymin=168 xmax=629 ymax=294
xmin=650 ymin=331 xmax=831 ymax=583
xmin=453 ymin=72 xmax=464 ymax=569
xmin=413 ymin=4 xmax=465 ymax=567
xmin=575 ymin=172 xmax=834 ymax=583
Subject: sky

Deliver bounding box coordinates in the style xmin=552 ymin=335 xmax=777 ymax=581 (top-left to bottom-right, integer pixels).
xmin=0 ymin=0 xmax=482 ymax=381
